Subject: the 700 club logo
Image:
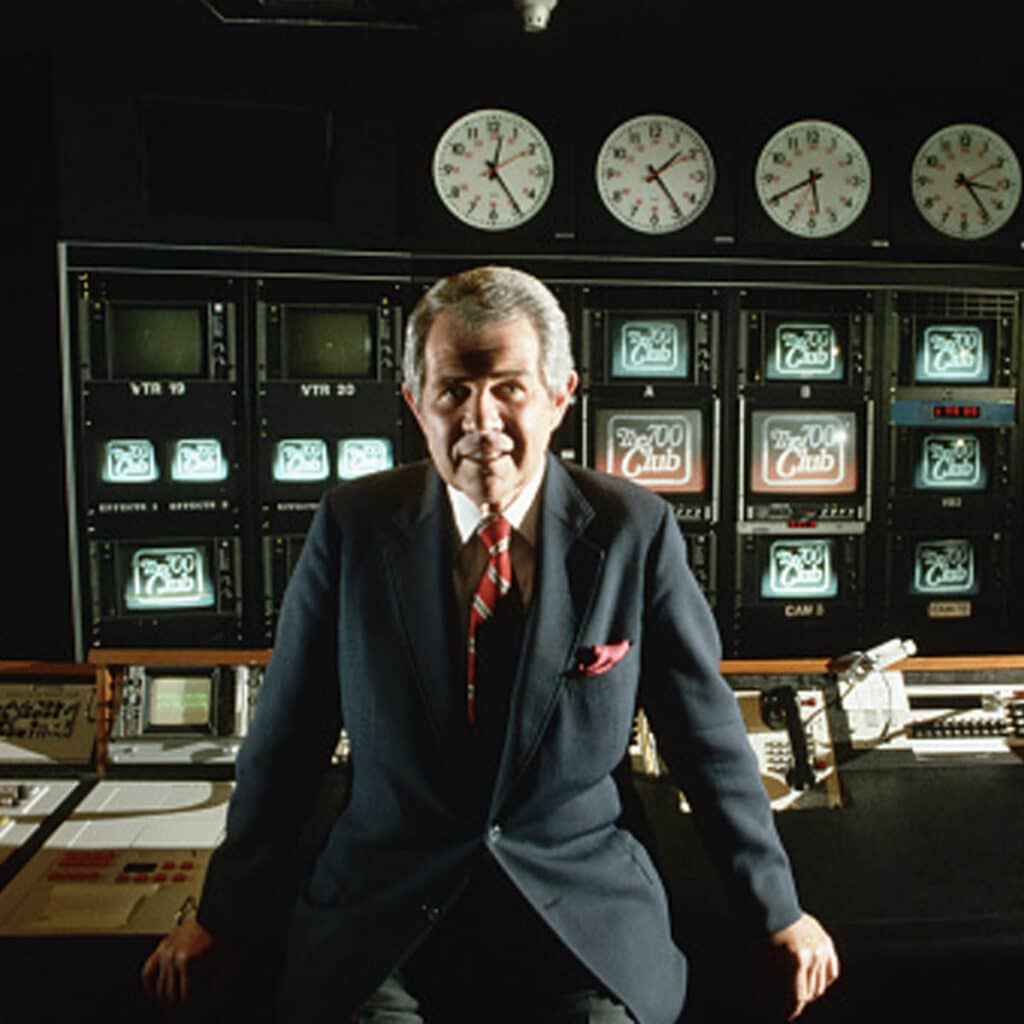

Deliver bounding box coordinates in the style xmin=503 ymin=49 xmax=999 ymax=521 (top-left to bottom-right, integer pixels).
xmin=770 ymin=323 xmax=840 ymax=378
xmin=920 ymin=434 xmax=983 ymax=489
xmin=126 ymin=547 xmax=213 ymax=609
xmin=765 ymin=539 xmax=838 ymax=598
xmin=921 ymin=325 xmax=987 ymax=381
xmin=913 ymin=539 xmax=977 ymax=594
xmin=599 ymin=411 xmax=703 ymax=492
xmin=752 ymin=412 xmax=856 ymax=492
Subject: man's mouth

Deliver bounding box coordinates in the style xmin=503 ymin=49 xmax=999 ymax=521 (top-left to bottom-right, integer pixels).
xmin=455 ymin=432 xmax=513 ymax=466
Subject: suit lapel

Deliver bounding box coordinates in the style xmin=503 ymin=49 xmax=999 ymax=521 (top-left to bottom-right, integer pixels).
xmin=492 ymin=456 xmax=605 ymax=808
xmin=381 ymin=467 xmax=463 ymax=751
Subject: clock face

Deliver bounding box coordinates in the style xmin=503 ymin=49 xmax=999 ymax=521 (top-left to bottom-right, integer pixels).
xmin=911 ymin=123 xmax=1022 ymax=240
xmin=431 ymin=108 xmax=554 ymax=231
xmin=595 ymin=114 xmax=716 ymax=234
xmin=755 ymin=119 xmax=872 ymax=238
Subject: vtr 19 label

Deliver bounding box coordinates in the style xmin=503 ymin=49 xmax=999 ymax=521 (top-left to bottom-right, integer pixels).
xmin=751 ymin=411 xmax=857 ymax=493
xmin=912 ymin=539 xmax=978 ymax=595
xmin=763 ymin=538 xmax=838 ymax=599
xmin=597 ymin=410 xmax=703 ymax=493
xmin=919 ymin=325 xmax=988 ymax=382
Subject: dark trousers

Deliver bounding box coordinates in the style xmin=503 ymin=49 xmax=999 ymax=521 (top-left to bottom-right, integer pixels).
xmin=353 ymin=858 xmax=635 ymax=1023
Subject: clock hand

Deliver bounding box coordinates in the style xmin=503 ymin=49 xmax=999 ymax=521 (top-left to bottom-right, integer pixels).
xmin=644 ymin=151 xmax=686 ymax=181
xmin=646 ymin=164 xmax=683 ymax=217
xmin=486 ymin=164 xmax=523 ymax=216
xmin=766 ymin=169 xmax=820 ymax=204
xmin=956 ymin=172 xmax=991 ymax=220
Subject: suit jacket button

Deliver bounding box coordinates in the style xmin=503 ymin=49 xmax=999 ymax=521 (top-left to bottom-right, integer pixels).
xmin=421 ymin=904 xmax=440 ymax=923
xmin=488 ymin=824 xmax=502 ymax=843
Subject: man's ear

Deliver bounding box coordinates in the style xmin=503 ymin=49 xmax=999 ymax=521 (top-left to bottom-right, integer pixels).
xmin=401 ymin=383 xmax=424 ymax=431
xmin=551 ymin=370 xmax=578 ymax=429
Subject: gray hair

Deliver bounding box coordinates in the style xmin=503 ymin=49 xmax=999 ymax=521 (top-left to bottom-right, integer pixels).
xmin=403 ymin=265 xmax=575 ymax=403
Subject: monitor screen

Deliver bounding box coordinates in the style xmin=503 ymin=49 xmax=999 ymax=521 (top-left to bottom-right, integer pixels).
xmin=749 ymin=410 xmax=857 ymax=495
xmin=109 ymin=306 xmax=204 ymax=378
xmin=913 ymin=321 xmax=993 ymax=384
xmin=282 ymin=308 xmax=373 ymax=379
xmin=760 ymin=536 xmax=840 ymax=599
xmin=123 ymin=544 xmax=216 ymax=611
xmin=337 ymin=438 xmax=394 ymax=480
xmin=171 ymin=438 xmax=229 ymax=483
xmin=101 ymin=439 xmax=159 ymax=484
xmin=763 ymin=317 xmax=845 ymax=382
xmin=145 ymin=674 xmax=213 ymax=730
xmin=608 ymin=316 xmax=691 ymax=381
xmin=592 ymin=408 xmax=705 ymax=493
xmin=910 ymin=538 xmax=980 ymax=596
xmin=273 ymin=438 xmax=331 ymax=483
xmin=912 ymin=431 xmax=989 ymax=492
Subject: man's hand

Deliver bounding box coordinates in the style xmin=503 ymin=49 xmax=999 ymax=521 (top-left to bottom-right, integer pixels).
xmin=141 ymin=917 xmax=228 ymax=1010
xmin=753 ymin=912 xmax=840 ymax=1020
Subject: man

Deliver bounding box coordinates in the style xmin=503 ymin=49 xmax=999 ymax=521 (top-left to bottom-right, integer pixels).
xmin=143 ymin=265 xmax=838 ymax=1022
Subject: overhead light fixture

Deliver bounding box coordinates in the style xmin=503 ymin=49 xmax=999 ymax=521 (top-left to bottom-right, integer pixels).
xmin=513 ymin=0 xmax=558 ymax=32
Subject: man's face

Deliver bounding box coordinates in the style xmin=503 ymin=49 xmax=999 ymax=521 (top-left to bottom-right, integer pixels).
xmin=403 ymin=311 xmax=576 ymax=513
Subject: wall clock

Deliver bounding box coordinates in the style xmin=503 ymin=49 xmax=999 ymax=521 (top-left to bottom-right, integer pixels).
xmin=754 ymin=118 xmax=871 ymax=238
xmin=431 ymin=108 xmax=554 ymax=231
xmin=911 ymin=123 xmax=1021 ymax=240
xmin=594 ymin=113 xmax=716 ymax=234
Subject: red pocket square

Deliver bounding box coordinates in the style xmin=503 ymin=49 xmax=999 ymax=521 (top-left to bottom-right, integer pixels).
xmin=576 ymin=640 xmax=632 ymax=677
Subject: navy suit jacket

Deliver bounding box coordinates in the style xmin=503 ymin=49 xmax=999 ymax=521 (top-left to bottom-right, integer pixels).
xmin=199 ymin=455 xmax=802 ymax=1023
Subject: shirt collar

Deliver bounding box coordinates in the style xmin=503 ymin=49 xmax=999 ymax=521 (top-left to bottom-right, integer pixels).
xmin=447 ymin=461 xmax=545 ymax=546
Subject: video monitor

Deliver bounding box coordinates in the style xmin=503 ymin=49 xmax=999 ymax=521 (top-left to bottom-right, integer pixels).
xmin=82 ymin=296 xmax=235 ymax=382
xmin=910 ymin=430 xmax=990 ymax=493
xmin=89 ymin=536 xmax=242 ymax=647
xmin=586 ymin=398 xmax=717 ymax=523
xmin=759 ymin=536 xmax=840 ymax=600
xmin=270 ymin=436 xmax=395 ymax=484
xmin=883 ymin=530 xmax=1010 ymax=652
xmin=592 ymin=408 xmax=705 ymax=494
xmin=741 ymin=407 xmax=860 ymax=520
xmin=170 ymin=438 xmax=229 ymax=483
xmin=122 ymin=544 xmax=217 ymax=612
xmin=273 ymin=438 xmax=332 ymax=483
xmin=911 ymin=320 xmax=993 ymax=385
xmin=337 ymin=437 xmax=394 ymax=480
xmin=281 ymin=307 xmax=374 ymax=379
xmin=739 ymin=301 xmax=868 ymax=389
xmin=909 ymin=537 xmax=981 ymax=598
xmin=732 ymin=532 xmax=865 ymax=656
xmin=607 ymin=316 xmax=692 ymax=382
xmin=583 ymin=302 xmax=717 ymax=388
xmin=144 ymin=674 xmax=214 ymax=732
xmin=258 ymin=300 xmax=389 ymax=382
xmin=101 ymin=438 xmax=159 ymax=484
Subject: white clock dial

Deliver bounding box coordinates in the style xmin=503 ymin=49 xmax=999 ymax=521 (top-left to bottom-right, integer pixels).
xmin=595 ymin=114 xmax=716 ymax=234
xmin=432 ymin=108 xmax=554 ymax=231
xmin=911 ymin=123 xmax=1021 ymax=240
xmin=755 ymin=119 xmax=871 ymax=238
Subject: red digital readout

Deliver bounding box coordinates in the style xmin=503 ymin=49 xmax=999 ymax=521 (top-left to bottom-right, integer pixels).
xmin=931 ymin=405 xmax=981 ymax=419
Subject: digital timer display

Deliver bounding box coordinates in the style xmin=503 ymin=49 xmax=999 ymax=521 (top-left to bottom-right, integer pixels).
xmin=932 ymin=405 xmax=982 ymax=419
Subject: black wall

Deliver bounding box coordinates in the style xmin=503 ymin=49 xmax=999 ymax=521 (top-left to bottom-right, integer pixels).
xmin=4 ymin=0 xmax=1024 ymax=659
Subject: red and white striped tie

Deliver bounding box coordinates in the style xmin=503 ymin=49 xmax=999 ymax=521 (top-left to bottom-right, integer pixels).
xmin=466 ymin=515 xmax=513 ymax=726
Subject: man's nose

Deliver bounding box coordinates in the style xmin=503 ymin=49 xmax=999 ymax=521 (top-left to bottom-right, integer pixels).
xmin=462 ymin=388 xmax=502 ymax=431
